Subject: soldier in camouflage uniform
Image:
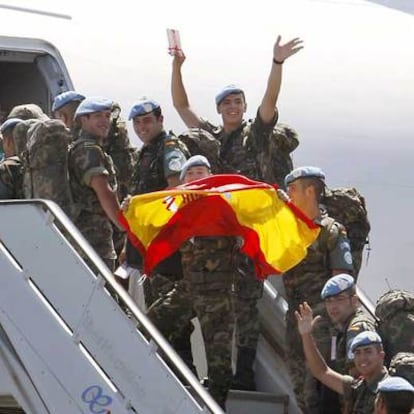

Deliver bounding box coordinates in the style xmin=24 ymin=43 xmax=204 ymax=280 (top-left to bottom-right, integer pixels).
xmin=320 ymin=274 xmax=377 ymax=412
xmin=68 ymin=97 xmax=123 ymax=271
xmin=321 ymin=274 xmax=377 ymax=376
xmin=171 ymin=34 xmax=303 ymax=391
xmin=0 ymin=118 xmax=23 ymax=199
xmin=53 ymin=91 xmax=137 ymax=266
xmin=374 ymin=376 xmax=414 ymax=414
xmin=52 ymin=90 xmax=85 ymax=138
xmin=125 ymin=97 xmax=188 ymax=305
xmin=284 ymin=166 xmax=354 ymax=413
xmin=297 ymin=306 xmax=389 ymax=414
xmin=147 ymin=155 xmax=236 ymax=409
xmin=123 ymin=97 xmax=193 ymax=367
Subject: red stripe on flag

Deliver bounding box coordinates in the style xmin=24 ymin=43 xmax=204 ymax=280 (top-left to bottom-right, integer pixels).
xmin=143 ymin=195 xmax=280 ymax=278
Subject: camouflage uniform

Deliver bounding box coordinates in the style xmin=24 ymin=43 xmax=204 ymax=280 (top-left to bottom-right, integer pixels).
xmin=333 ymin=308 xmax=377 ymax=375
xmin=148 ymin=236 xmax=238 ymax=408
xmin=375 ymin=289 xmax=414 ymax=366
xmin=283 ymin=216 xmax=353 ymax=413
xmin=127 ymin=130 xmax=188 ymax=305
xmin=68 ymin=131 xmax=117 ymax=270
xmin=184 ymin=236 xmax=236 ymax=408
xmin=103 ymin=116 xmax=136 ymax=259
xmin=201 ymin=109 xmax=277 ymax=389
xmin=256 ymin=123 xmax=299 ymax=189
xmin=342 ymin=368 xmax=388 ymax=413
xmin=146 ymin=275 xmax=197 ymax=375
xmin=0 ymin=156 xmax=23 ymax=199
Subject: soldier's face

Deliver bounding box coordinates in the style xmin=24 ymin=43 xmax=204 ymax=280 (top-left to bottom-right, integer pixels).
xmin=183 ymin=166 xmax=211 ymax=184
xmin=217 ymin=93 xmax=246 ymax=126
xmin=287 ymin=180 xmax=309 ymax=210
xmin=352 ymin=345 xmax=384 ymax=379
xmin=324 ymin=293 xmax=356 ymax=326
xmin=133 ymin=113 xmax=163 ymax=144
xmin=80 ymin=111 xmax=111 ymax=138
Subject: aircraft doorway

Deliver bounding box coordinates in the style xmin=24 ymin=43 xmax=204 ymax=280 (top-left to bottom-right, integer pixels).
xmin=0 ymin=36 xmax=73 ymax=123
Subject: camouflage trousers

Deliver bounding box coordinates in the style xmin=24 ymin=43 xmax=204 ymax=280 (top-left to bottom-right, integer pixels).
xmin=148 ymin=281 xmax=234 ymax=408
xmin=145 ymin=273 xmax=179 ymax=309
xmin=76 ymin=212 xmax=117 ymax=261
xmin=285 ymin=302 xmax=334 ymax=414
xmin=194 ymin=291 xmax=234 ymax=408
xmin=233 ymin=273 xmax=263 ymax=349
xmin=146 ymin=279 xmax=196 ymax=373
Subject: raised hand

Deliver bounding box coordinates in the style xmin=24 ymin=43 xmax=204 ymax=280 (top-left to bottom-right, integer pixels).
xmin=273 ymin=36 xmax=304 ymax=63
xmin=295 ymin=301 xmax=321 ymax=335
xmin=172 ymin=52 xmax=186 ymax=69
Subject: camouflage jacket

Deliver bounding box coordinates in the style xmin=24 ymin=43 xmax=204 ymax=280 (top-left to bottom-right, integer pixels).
xmin=283 ymin=216 xmax=354 ymax=307
xmin=180 ymin=236 xmax=239 ymax=293
xmin=0 ymin=156 xmax=23 ymax=199
xmin=255 ymin=123 xmax=299 ymax=189
xmin=333 ymin=308 xmax=377 ymax=374
xmin=200 ymin=108 xmax=278 ymax=181
xmin=69 ymin=132 xmax=117 ymax=214
xmin=342 ymin=368 xmax=388 ymax=414
xmin=130 ymin=130 xmax=187 ymax=195
xmin=68 ymin=131 xmax=117 ymax=260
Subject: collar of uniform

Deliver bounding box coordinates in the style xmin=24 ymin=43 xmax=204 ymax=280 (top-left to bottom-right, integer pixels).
xmin=338 ymin=308 xmax=361 ymax=333
xmin=78 ymin=130 xmax=102 ymax=143
xmin=143 ymin=130 xmax=167 ymax=149
xmin=218 ymin=120 xmax=247 ymax=139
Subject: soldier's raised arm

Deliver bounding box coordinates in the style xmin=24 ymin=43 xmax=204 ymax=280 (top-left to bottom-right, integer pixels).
xmin=259 ymin=36 xmax=303 ymax=124
xmin=171 ymin=53 xmax=202 ymax=129
xmin=295 ymin=302 xmax=346 ymax=395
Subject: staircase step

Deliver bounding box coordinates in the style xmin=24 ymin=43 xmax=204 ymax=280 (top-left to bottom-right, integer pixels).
xmin=226 ymin=390 xmax=289 ymax=414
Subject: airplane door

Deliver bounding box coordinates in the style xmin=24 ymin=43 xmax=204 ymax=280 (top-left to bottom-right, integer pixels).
xmin=0 ymin=36 xmax=73 ymax=119
xmin=36 ymin=54 xmax=72 ymax=113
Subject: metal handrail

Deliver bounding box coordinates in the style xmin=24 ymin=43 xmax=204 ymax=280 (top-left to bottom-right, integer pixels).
xmin=0 ymin=199 xmax=223 ymax=414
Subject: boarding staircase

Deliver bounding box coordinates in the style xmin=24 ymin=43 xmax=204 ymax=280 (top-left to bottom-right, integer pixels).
xmin=0 ymin=200 xmax=223 ymax=414
xmin=0 ymin=200 xmax=375 ymax=414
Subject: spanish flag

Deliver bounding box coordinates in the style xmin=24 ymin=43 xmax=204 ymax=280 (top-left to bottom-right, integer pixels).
xmin=119 ymin=174 xmax=319 ymax=279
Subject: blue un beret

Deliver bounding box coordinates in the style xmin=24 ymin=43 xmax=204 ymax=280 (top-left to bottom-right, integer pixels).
xmin=180 ymin=155 xmax=211 ymax=181
xmin=378 ymin=376 xmax=414 ymax=393
xmin=350 ymin=331 xmax=382 ymax=352
xmin=128 ymin=97 xmax=160 ymax=120
xmin=0 ymin=118 xmax=22 ymax=134
xmin=285 ymin=166 xmax=326 ymax=187
xmin=215 ymin=84 xmax=245 ymax=105
xmin=321 ymin=274 xmax=355 ymax=300
xmin=52 ymin=91 xmax=85 ymax=112
xmin=74 ymin=97 xmax=113 ymax=118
